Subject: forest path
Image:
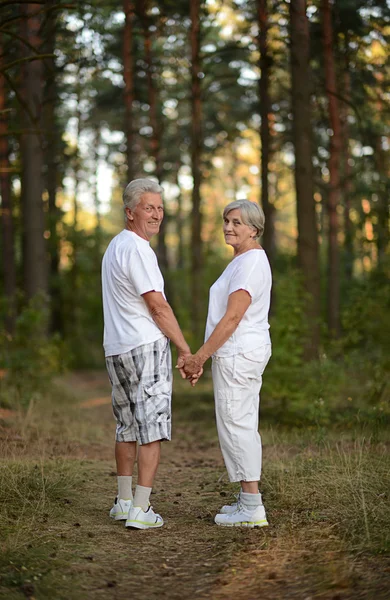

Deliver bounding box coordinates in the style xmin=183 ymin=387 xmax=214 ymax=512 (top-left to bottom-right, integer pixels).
xmin=1 ymin=371 xmax=388 ymax=600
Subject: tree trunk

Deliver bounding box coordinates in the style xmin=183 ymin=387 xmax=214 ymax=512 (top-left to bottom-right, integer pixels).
xmin=138 ymin=0 xmax=168 ymax=270
xmin=374 ymin=134 xmax=389 ymax=268
xmin=289 ymin=0 xmax=320 ymax=357
xmin=175 ymin=165 xmax=185 ymax=270
xmin=322 ymin=0 xmax=341 ymax=337
xmin=190 ymin=0 xmax=203 ymax=339
xmin=93 ymin=124 xmax=102 ymax=266
xmin=0 ymin=36 xmax=16 ymax=332
xmin=340 ymin=40 xmax=353 ymax=282
xmin=257 ymin=0 xmax=275 ymax=265
xmin=43 ymin=1 xmax=62 ymax=333
xmin=20 ymin=3 xmax=48 ymax=301
xmin=123 ymin=0 xmax=135 ymax=181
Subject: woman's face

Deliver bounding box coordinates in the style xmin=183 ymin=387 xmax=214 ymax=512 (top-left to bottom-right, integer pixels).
xmin=223 ymin=209 xmax=255 ymax=249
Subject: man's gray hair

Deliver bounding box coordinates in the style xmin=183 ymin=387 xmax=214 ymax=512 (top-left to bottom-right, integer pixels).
xmin=223 ymin=199 xmax=265 ymax=240
xmin=123 ymin=178 xmax=163 ymax=212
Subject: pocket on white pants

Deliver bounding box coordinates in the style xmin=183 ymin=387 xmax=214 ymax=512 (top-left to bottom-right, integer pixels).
xmin=234 ymin=345 xmax=271 ymax=383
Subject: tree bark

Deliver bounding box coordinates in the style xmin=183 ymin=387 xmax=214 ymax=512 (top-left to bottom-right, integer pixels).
xmin=137 ymin=0 xmax=168 ymax=270
xmin=257 ymin=0 xmax=275 ymax=265
xmin=93 ymin=124 xmax=102 ymax=267
xmin=340 ymin=39 xmax=353 ymax=282
xmin=20 ymin=3 xmax=48 ymax=301
xmin=175 ymin=164 xmax=184 ymax=270
xmin=322 ymin=0 xmax=341 ymax=337
xmin=289 ymin=0 xmax=320 ymax=357
xmin=190 ymin=0 xmax=203 ymax=339
xmin=43 ymin=0 xmax=62 ymax=333
xmin=374 ymin=133 xmax=389 ymax=268
xmin=123 ymin=0 xmax=135 ymax=181
xmin=0 ymin=34 xmax=16 ymax=332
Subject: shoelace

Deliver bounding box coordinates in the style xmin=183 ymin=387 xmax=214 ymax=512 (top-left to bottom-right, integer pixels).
xmin=232 ymin=500 xmax=245 ymax=514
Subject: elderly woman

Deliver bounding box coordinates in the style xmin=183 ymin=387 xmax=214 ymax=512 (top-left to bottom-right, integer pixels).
xmin=181 ymin=199 xmax=272 ymax=527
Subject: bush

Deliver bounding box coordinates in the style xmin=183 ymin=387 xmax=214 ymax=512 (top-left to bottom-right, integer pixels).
xmin=0 ymin=296 xmax=67 ymax=409
xmin=261 ymin=269 xmax=389 ymax=429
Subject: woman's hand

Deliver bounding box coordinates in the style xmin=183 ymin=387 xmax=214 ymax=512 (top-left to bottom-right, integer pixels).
xmin=176 ymin=354 xmax=204 ymax=386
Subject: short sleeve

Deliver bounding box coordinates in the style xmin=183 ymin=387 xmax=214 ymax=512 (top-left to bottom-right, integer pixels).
xmin=126 ymin=247 xmax=164 ymax=296
xmin=228 ymin=255 xmax=262 ymax=300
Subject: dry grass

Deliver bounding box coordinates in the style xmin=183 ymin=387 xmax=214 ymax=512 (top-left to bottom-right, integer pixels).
xmin=0 ymin=371 xmax=388 ymax=599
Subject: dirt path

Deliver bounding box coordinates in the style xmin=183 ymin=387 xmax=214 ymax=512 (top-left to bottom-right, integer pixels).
xmin=1 ymin=371 xmax=388 ymax=600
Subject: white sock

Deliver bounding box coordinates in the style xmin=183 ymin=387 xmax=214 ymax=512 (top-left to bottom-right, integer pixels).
xmin=241 ymin=491 xmax=262 ymax=508
xmin=117 ymin=476 xmax=133 ymax=500
xmin=133 ymin=485 xmax=152 ymax=511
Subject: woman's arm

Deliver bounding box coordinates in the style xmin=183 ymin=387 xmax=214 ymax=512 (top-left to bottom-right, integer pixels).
xmin=182 ymin=289 xmax=251 ymax=376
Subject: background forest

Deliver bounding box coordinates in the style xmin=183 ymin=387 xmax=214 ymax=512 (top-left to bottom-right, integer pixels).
xmin=0 ymin=2 xmax=389 ymax=599
xmin=0 ymin=0 xmax=389 ymax=425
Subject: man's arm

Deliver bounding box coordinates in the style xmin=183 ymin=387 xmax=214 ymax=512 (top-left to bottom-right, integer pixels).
xmin=181 ymin=289 xmax=251 ymax=376
xmin=142 ymin=291 xmax=190 ymax=356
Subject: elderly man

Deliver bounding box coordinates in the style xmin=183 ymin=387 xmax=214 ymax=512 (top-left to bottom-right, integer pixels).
xmin=102 ymin=178 xmax=193 ymax=529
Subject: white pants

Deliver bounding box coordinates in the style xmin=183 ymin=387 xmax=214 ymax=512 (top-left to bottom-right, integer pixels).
xmin=212 ymin=345 xmax=271 ymax=483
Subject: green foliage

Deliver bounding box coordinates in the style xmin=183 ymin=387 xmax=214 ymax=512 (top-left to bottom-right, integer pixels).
xmin=261 ymin=268 xmax=389 ymax=429
xmin=341 ymin=269 xmax=390 ymax=355
xmin=60 ymin=228 xmax=105 ymax=369
xmin=166 ymin=248 xmax=230 ymax=350
xmin=0 ymin=296 xmax=67 ymax=409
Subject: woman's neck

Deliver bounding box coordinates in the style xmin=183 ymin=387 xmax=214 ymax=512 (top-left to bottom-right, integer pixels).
xmin=233 ymin=240 xmax=261 ymax=257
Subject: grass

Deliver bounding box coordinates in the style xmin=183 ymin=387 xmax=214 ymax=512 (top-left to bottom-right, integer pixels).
xmin=262 ymin=439 xmax=389 ymax=552
xmin=0 ymin=370 xmax=389 ymax=599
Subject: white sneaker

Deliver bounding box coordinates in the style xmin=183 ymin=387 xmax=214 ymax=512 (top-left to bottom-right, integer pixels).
xmin=109 ymin=497 xmax=132 ymax=521
xmin=219 ymin=493 xmax=240 ymax=515
xmin=214 ymin=502 xmax=268 ymax=528
xmin=125 ymin=505 xmax=164 ymax=529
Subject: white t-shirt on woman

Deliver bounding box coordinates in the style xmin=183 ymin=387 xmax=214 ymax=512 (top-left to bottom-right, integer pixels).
xmin=102 ymin=230 xmax=165 ymax=357
xmin=205 ymin=249 xmax=271 ymax=357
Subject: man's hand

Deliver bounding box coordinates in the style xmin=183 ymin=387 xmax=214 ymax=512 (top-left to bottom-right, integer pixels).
xmin=182 ymin=354 xmax=204 ymax=377
xmin=176 ymin=351 xmax=191 ymax=380
xmin=176 ymin=353 xmax=204 ymax=387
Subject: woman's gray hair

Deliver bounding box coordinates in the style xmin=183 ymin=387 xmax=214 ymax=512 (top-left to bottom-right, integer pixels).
xmin=123 ymin=178 xmax=163 ymax=212
xmin=223 ymin=199 xmax=265 ymax=239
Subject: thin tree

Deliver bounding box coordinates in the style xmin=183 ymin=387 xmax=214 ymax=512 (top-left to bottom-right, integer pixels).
xmin=137 ymin=0 xmax=168 ymax=270
xmin=256 ymin=0 xmax=275 ymax=264
xmin=190 ymin=0 xmax=203 ymax=338
xmin=340 ymin=35 xmax=353 ymax=282
xmin=92 ymin=123 xmax=102 ymax=267
xmin=322 ymin=0 xmax=341 ymax=337
xmin=0 ymin=33 xmax=16 ymax=332
xmin=43 ymin=0 xmax=62 ymax=333
xmin=20 ymin=3 xmax=48 ymax=301
xmin=289 ymin=0 xmax=320 ymax=356
xmin=123 ymin=0 xmax=135 ymax=181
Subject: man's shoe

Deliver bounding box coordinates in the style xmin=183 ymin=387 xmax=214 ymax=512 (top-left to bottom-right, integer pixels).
xmin=125 ymin=505 xmax=164 ymax=529
xmin=109 ymin=497 xmax=132 ymax=521
xmin=214 ymin=502 xmax=268 ymax=528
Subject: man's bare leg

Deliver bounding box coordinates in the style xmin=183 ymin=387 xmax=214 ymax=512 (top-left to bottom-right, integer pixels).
xmin=115 ymin=441 xmax=137 ymax=475
xmin=137 ymin=440 xmax=161 ymax=487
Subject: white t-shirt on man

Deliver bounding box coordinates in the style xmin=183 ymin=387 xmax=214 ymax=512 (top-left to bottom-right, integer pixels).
xmin=205 ymin=249 xmax=271 ymax=357
xmin=102 ymin=230 xmax=165 ymax=357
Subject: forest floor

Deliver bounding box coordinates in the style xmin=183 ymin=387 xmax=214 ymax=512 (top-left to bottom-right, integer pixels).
xmin=0 ymin=370 xmax=389 ymax=600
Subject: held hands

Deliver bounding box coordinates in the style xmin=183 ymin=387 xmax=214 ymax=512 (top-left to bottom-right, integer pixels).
xmin=176 ymin=352 xmax=204 ymax=387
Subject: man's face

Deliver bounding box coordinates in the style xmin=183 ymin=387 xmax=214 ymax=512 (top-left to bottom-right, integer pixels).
xmin=126 ymin=192 xmax=164 ymax=241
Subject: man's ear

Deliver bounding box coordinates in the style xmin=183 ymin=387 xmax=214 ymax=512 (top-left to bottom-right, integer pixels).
xmin=125 ymin=207 xmax=133 ymax=220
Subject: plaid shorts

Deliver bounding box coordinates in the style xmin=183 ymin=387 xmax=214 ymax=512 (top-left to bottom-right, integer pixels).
xmin=105 ymin=337 xmax=172 ymax=445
